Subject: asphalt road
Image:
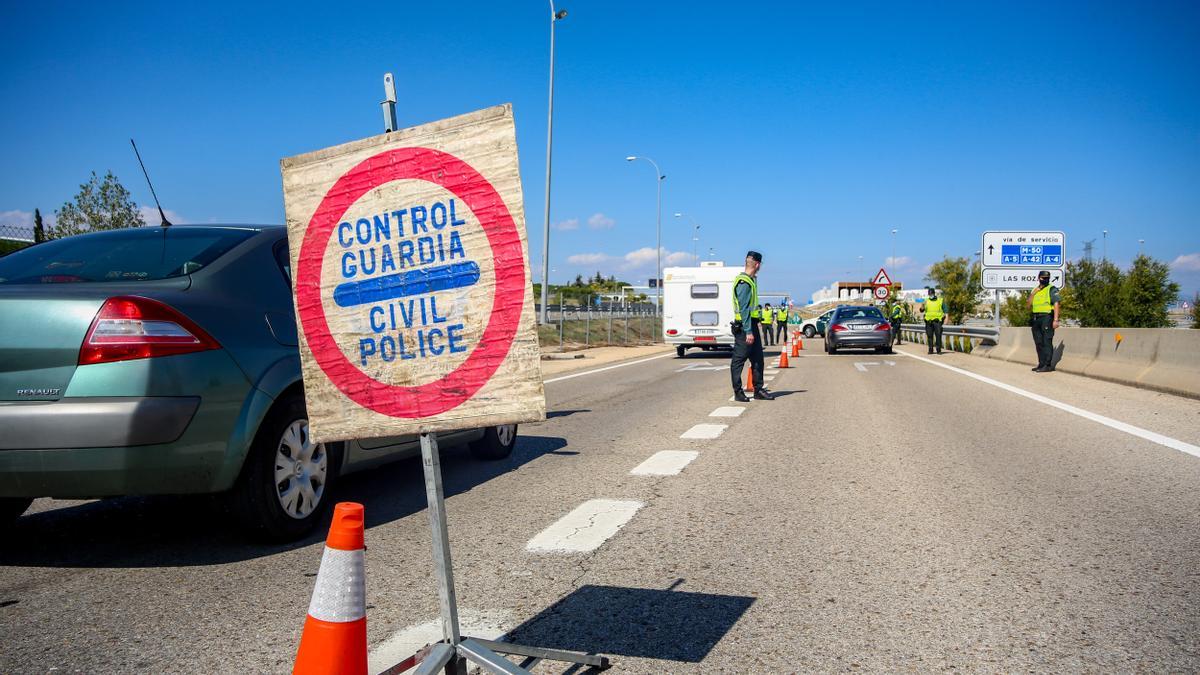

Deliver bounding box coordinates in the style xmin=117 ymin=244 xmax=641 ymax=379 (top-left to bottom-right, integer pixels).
xmin=2 ymin=341 xmax=1198 ymax=673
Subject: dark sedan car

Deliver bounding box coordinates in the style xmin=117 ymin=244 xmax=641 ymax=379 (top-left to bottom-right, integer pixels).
xmin=824 ymin=305 xmax=894 ymax=354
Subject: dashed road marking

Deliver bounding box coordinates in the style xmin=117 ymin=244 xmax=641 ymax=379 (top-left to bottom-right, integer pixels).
xmin=765 ymin=369 xmax=779 ymax=375
xmin=526 ymin=499 xmax=644 ymax=552
xmin=368 ymin=609 xmax=511 ymax=674
xmin=899 ymin=351 xmax=1200 ymax=459
xmin=709 ymin=406 xmax=746 ymax=417
xmin=681 ymin=423 xmax=727 ymax=439
xmin=630 ymin=450 xmax=700 ymax=476
xmin=764 ymin=375 xmax=776 ymax=381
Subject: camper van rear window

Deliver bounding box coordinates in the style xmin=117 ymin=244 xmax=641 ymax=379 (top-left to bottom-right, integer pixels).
xmin=690 ymin=283 xmax=719 ymax=299
xmin=691 ymin=311 xmax=720 ymax=326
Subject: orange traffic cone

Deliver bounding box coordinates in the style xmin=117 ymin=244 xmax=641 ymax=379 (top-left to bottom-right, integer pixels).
xmin=791 ymin=340 xmax=800 ymax=358
xmin=294 ymin=503 xmax=368 ymax=675
xmin=779 ymin=348 xmax=790 ymax=368
xmin=745 ymin=366 xmax=755 ymax=392
xmin=797 ymin=337 xmax=804 ymax=351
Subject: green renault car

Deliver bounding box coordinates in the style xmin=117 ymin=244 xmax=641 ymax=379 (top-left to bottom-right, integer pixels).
xmin=0 ymin=225 xmax=518 ymax=541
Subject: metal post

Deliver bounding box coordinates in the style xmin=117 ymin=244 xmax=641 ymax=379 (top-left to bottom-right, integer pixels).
xmin=381 ymin=73 xmax=398 ymax=132
xmin=608 ymin=304 xmax=613 ymax=345
xmin=558 ymin=291 xmax=564 ymax=350
xmin=585 ymin=295 xmax=590 ymax=347
xmin=419 ymin=433 xmax=463 ymax=649
xmin=994 ymin=289 xmax=1001 ymax=331
xmin=539 ymin=3 xmax=566 ymax=326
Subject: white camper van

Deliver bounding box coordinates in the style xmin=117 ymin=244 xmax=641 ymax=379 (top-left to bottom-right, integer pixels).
xmin=662 ymin=262 xmax=740 ymax=357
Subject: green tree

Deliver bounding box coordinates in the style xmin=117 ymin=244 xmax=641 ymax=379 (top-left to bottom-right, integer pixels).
xmin=33 ymin=208 xmax=45 ymax=243
xmin=925 ymin=256 xmax=980 ymax=324
xmin=1001 ymin=293 xmax=1031 ymax=327
xmin=52 ymin=171 xmax=144 ymax=238
xmin=1120 ymin=254 xmax=1179 ymax=328
xmin=1066 ymin=258 xmax=1124 ymax=327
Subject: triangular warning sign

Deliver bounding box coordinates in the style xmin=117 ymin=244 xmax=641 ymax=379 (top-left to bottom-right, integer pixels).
xmin=872 ymin=268 xmax=892 ymax=286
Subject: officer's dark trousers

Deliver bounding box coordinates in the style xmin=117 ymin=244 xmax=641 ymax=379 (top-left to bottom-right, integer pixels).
xmin=761 ymin=324 xmax=773 ymax=346
xmin=731 ymin=324 xmax=765 ymax=393
xmin=891 ymin=319 xmax=902 ymax=344
xmin=925 ymin=320 xmax=943 ymax=353
xmin=1031 ymin=313 xmax=1055 ymax=368
xmin=777 ymin=322 xmax=787 ymax=343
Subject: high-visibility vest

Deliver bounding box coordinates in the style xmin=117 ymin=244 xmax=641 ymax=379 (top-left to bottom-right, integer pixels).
xmin=777 ymin=308 xmax=788 ymax=321
xmin=1031 ymin=286 xmax=1054 ymax=314
xmin=761 ymin=308 xmax=774 ymax=324
xmin=732 ymin=273 xmax=758 ymax=321
xmin=924 ymin=297 xmax=945 ymax=321
xmin=891 ymin=304 xmax=903 ymax=319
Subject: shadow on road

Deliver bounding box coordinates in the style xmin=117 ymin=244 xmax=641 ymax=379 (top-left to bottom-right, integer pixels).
xmin=503 ymin=582 xmax=755 ymax=664
xmin=546 ymin=409 xmax=590 ymax=419
xmin=765 ymin=390 xmax=805 ymax=397
xmin=0 ymin=434 xmax=569 ymax=569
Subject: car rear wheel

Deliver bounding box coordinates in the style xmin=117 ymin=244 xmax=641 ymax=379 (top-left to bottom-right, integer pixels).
xmin=676 ymin=345 xmax=687 ymax=358
xmin=230 ymin=394 xmax=343 ymax=542
xmin=803 ymin=325 xmax=816 ymax=338
xmin=0 ymin=497 xmax=32 ymax=529
xmin=470 ymin=424 xmax=518 ymax=460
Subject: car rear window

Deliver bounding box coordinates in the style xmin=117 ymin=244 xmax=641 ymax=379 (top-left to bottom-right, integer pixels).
xmin=0 ymin=228 xmax=256 ymax=284
xmin=691 ymin=311 xmax=720 ymax=326
xmin=835 ymin=308 xmax=885 ymax=321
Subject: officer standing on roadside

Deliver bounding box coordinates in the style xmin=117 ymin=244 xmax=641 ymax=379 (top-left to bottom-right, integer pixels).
xmin=761 ymin=302 xmax=775 ymax=346
xmin=776 ymin=303 xmax=789 ymax=343
xmin=1028 ymin=270 xmax=1061 ymax=372
xmin=890 ymin=301 xmax=905 ymax=345
xmin=730 ymin=251 xmax=773 ymax=402
xmin=920 ymin=287 xmax=945 ymax=354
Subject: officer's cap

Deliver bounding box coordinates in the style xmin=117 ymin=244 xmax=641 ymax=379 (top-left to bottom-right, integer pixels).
xmin=746 ymin=250 xmax=762 ymax=262
xmin=1038 ymin=270 xmax=1051 ymax=279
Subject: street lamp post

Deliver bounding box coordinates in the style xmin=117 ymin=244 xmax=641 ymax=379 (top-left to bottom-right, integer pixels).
xmin=626 ymin=156 xmax=664 ymax=315
xmin=538 ymin=2 xmax=568 ymax=326
xmin=674 ymin=212 xmax=700 ymax=263
xmin=1102 ymin=229 xmax=1108 ymax=261
xmin=891 ymin=228 xmax=898 ymax=270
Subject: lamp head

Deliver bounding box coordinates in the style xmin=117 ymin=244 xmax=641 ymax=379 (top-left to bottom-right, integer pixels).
xmin=625 ymin=155 xmax=637 ymax=161
xmin=555 ymin=9 xmax=568 ymax=20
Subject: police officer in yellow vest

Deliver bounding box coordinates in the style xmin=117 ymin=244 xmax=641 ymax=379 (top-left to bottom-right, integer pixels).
xmin=761 ymin=302 xmax=775 ymax=346
xmin=920 ymin=287 xmax=946 ymax=354
xmin=776 ymin=304 xmax=789 ymax=343
xmin=730 ymin=251 xmax=773 ymax=402
xmin=1027 ymin=270 xmax=1061 ymax=372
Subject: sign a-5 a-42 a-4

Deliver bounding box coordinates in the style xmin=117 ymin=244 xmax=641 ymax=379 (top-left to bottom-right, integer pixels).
xmin=980 ymin=230 xmax=1066 ymax=290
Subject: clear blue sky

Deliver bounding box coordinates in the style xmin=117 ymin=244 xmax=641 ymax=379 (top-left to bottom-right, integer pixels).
xmin=2 ymin=1 xmax=1198 ymax=301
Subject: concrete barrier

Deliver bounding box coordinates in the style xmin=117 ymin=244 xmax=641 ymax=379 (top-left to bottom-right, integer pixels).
xmin=975 ymin=327 xmax=1200 ymax=399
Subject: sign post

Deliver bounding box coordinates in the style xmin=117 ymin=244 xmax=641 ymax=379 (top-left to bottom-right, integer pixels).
xmin=283 ymin=95 xmax=606 ymax=673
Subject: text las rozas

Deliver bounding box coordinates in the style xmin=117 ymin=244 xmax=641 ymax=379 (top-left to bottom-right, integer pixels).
xmin=335 ymin=199 xmax=472 ymax=365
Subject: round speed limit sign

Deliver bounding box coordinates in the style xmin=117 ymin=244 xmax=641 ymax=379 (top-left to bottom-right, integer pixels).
xmin=873 ymin=285 xmax=890 ymax=300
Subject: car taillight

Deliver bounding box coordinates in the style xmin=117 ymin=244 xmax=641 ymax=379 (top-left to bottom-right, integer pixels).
xmin=831 ymin=324 xmax=848 ymax=332
xmin=875 ymin=323 xmax=892 ymax=331
xmin=666 ymin=328 xmax=679 ymax=336
xmin=79 ymin=296 xmax=221 ymax=365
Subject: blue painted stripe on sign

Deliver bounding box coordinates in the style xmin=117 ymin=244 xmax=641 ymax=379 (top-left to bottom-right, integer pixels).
xmin=333 ymin=261 xmax=481 ymax=307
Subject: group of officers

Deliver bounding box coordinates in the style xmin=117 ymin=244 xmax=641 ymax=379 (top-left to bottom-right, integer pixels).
xmin=729 ymin=251 xmax=1064 ymax=400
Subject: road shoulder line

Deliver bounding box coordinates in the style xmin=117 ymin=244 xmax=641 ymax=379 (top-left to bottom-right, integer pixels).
xmin=898 ymin=351 xmax=1200 ymax=458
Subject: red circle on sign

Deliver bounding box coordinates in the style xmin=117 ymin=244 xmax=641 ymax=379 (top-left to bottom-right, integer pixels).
xmin=295 ymin=147 xmax=525 ymax=418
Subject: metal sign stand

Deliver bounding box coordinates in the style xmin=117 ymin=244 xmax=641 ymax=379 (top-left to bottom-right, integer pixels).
xmin=376 ymin=74 xmax=610 ymax=675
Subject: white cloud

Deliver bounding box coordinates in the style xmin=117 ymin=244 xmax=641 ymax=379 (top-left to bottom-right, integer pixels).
xmin=885 ymin=255 xmax=913 ymax=268
xmin=622 ymin=246 xmax=659 ymax=268
xmin=587 ymin=213 xmax=615 ymax=229
xmin=665 ymin=251 xmax=698 ymax=266
xmin=552 ymin=218 xmax=579 ymax=231
xmin=566 ymin=252 xmax=610 ymax=265
xmin=139 ymin=205 xmax=185 ymax=226
xmin=1170 ymin=253 xmax=1200 ymax=272
xmin=0 ymin=209 xmax=34 ymax=228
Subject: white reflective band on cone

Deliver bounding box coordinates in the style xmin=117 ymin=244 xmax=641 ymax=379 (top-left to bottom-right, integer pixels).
xmin=307 ymin=547 xmax=366 ymax=623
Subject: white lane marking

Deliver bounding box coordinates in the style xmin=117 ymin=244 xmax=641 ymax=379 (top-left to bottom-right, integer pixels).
xmin=368 ymin=609 xmax=511 ymax=675
xmin=765 ymin=369 xmax=779 ymax=375
xmin=729 ymin=396 xmax=754 ymax=403
xmin=709 ymin=406 xmax=746 ymax=417
xmin=764 ymin=375 xmax=776 ymax=381
xmin=630 ymin=450 xmax=699 ymax=476
xmin=526 ymin=499 xmax=644 ymax=552
xmin=681 ymin=424 xmax=727 ymax=439
xmin=544 ymin=352 xmax=674 ymax=384
xmin=854 ymin=361 xmax=879 ymax=372
xmin=899 ymin=351 xmax=1200 ymax=459
xmin=676 ymin=363 xmax=725 ymax=372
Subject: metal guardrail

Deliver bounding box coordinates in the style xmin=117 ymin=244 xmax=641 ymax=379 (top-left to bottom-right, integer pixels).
xmin=899 ymin=323 xmax=1000 ymax=352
